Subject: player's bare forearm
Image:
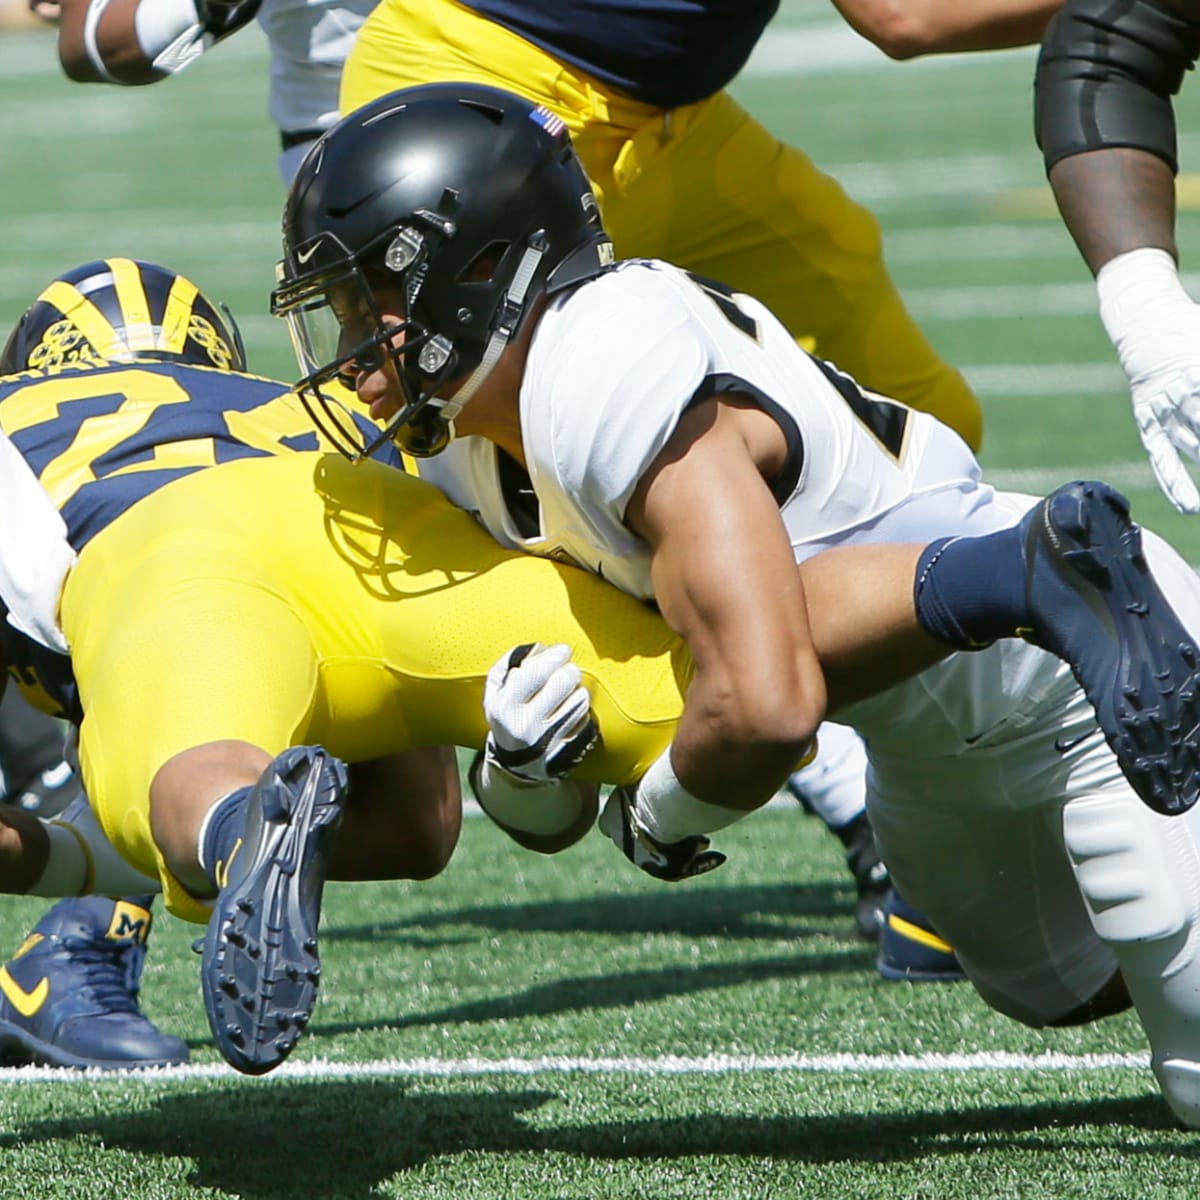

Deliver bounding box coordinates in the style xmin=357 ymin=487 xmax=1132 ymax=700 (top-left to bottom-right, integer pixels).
xmin=796 ymin=543 xmax=951 ymax=712
xmin=1049 ymin=148 xmax=1179 ymax=274
xmin=57 ymin=0 xmax=165 ymax=82
xmin=831 ymin=0 xmax=1057 ymax=59
xmin=630 ymin=402 xmax=825 ymax=808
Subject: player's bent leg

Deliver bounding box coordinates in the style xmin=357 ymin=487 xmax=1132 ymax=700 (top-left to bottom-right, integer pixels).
xmin=610 ymin=91 xmax=983 ymax=450
xmin=1063 ymin=790 xmax=1200 ymax=1127
xmin=0 ymin=895 xmax=187 ymax=1069
xmin=915 ymin=482 xmax=1200 ymax=816
xmin=333 ymin=748 xmax=461 ymax=882
xmin=201 ymin=746 xmax=348 ymax=1076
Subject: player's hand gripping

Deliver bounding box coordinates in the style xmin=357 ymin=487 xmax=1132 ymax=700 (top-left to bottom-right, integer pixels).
xmin=1098 ymin=248 xmax=1200 ymax=514
xmin=598 ymin=789 xmax=726 ymax=883
xmin=483 ymin=642 xmax=598 ymax=783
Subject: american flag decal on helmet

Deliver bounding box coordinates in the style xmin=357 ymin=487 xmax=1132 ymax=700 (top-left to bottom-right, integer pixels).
xmin=530 ymin=106 xmax=566 ymax=137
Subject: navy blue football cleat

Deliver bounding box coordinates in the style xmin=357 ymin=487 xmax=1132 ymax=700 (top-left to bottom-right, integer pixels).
xmin=1021 ymin=481 xmax=1200 ymax=816
xmin=0 ymin=896 xmax=188 ymax=1069
xmin=876 ymin=890 xmax=966 ymax=983
xmin=202 ymin=745 xmax=348 ymax=1075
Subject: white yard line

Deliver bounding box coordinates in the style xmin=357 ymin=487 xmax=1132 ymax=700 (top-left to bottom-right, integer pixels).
xmin=0 ymin=1050 xmax=1151 ymax=1084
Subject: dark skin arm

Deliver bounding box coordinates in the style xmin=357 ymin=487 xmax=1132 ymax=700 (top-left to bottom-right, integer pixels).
xmin=1045 ymin=0 xmax=1200 ymax=272
xmin=57 ymin=0 xmax=168 ymax=84
xmin=1049 ymin=147 xmax=1179 ymax=273
xmin=625 ymin=394 xmax=950 ymax=809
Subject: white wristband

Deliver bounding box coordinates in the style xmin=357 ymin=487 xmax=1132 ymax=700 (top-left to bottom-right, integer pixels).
xmin=134 ymin=0 xmax=206 ymax=73
xmin=633 ymin=748 xmax=746 ymax=843
xmin=1096 ymin=247 xmax=1193 ymax=379
xmin=473 ymin=753 xmax=588 ymax=838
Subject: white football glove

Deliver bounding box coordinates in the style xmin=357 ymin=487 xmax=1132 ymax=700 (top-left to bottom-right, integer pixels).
xmin=598 ymin=788 xmax=726 ymax=883
xmin=1098 ymin=248 xmax=1200 ymax=514
xmin=483 ymin=642 xmax=598 ymax=783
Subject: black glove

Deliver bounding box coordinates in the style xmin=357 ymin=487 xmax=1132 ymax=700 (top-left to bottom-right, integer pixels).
xmin=196 ymin=0 xmax=262 ymax=41
xmin=598 ymin=787 xmax=726 ymax=882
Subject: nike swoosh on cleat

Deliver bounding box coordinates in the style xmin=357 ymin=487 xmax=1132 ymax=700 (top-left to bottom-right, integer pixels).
xmin=1054 ymin=730 xmax=1092 ymax=755
xmin=0 ymin=967 xmax=49 ymax=1017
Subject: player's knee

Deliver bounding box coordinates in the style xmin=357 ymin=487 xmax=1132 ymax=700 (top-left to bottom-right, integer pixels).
xmin=1063 ymin=794 xmax=1191 ymax=952
xmin=1044 ymin=970 xmax=1132 ymax=1026
xmin=403 ymin=809 xmax=459 ymax=879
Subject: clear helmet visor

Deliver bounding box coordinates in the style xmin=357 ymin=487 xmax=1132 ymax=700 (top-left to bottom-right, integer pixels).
xmin=272 ymin=254 xmax=456 ymax=459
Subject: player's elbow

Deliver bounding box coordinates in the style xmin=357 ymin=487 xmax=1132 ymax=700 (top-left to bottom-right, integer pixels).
xmin=717 ymin=685 xmax=824 ymax=777
xmin=847 ymin=1 xmax=946 ymax=59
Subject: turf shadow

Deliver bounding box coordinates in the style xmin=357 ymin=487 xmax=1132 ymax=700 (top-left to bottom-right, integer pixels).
xmin=0 ymin=1082 xmax=1189 ymax=1198
xmin=322 ymin=880 xmax=859 ymax=944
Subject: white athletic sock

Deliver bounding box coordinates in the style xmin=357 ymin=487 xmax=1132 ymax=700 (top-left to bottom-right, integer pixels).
xmin=634 ymin=749 xmax=750 ymax=844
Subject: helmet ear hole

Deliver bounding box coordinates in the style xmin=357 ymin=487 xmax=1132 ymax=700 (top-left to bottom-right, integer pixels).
xmin=458 ymin=241 xmax=511 ymax=285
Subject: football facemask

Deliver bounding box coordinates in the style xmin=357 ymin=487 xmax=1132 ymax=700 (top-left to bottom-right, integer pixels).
xmin=272 ymin=227 xmax=461 ymax=460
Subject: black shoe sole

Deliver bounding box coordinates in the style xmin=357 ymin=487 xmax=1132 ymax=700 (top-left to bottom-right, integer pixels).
xmin=1030 ymin=482 xmax=1200 ymax=816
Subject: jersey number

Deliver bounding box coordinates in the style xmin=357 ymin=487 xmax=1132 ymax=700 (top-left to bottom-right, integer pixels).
xmin=687 ymin=271 xmax=909 ymax=460
xmin=686 ymin=273 xmax=761 ymax=342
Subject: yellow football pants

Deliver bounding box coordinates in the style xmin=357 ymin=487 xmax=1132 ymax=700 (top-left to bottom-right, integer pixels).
xmin=60 ymin=453 xmax=687 ymax=920
xmin=341 ymin=0 xmax=983 ymax=450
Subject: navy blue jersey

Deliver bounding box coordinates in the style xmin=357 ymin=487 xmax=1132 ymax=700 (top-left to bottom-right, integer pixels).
xmin=0 ymin=361 xmax=393 ymax=717
xmin=0 ymin=361 xmax=393 ymax=552
xmin=464 ymin=0 xmax=780 ymax=107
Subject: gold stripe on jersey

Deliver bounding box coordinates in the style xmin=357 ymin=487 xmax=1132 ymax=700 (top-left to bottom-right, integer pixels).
xmin=2 ymin=370 xmax=194 ymax=509
xmin=136 ymin=437 xmax=219 ymax=471
xmin=225 ymin=393 xmax=330 ymax=454
xmin=0 ymin=365 xmax=328 ymax=524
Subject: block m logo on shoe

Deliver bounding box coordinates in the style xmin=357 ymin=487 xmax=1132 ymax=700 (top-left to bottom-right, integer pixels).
xmin=105 ymin=901 xmax=151 ymax=945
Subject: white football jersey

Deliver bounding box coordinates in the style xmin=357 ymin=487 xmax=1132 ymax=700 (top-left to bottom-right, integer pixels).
xmin=423 ymin=260 xmax=1015 ymax=598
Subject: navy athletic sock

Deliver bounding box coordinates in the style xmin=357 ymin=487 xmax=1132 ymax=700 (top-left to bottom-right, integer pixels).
xmin=198 ymin=787 xmax=252 ymax=891
xmin=913 ymin=524 xmax=1029 ymax=650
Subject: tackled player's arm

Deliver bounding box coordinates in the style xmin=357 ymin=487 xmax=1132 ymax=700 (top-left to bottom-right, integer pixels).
xmin=56 ymin=0 xmax=261 ymax=85
xmin=57 ymin=0 xmax=163 ymax=82
xmin=831 ymin=0 xmax=1058 ymax=60
xmin=625 ymin=395 xmax=825 ymax=811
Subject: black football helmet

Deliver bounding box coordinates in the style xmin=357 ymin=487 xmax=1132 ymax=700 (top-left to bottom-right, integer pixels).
xmin=271 ymin=83 xmax=614 ymax=458
xmin=0 ymin=258 xmax=246 ymax=377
